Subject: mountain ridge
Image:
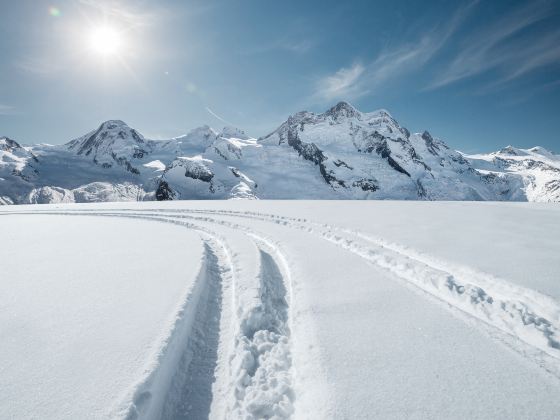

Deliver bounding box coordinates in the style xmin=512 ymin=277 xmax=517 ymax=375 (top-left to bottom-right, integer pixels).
xmin=1 ymin=102 xmax=558 ymax=204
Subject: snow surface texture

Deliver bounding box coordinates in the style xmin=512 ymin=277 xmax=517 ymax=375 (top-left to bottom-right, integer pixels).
xmin=1 ymin=102 xmax=559 ymax=204
xmin=1 ymin=201 xmax=560 ymax=419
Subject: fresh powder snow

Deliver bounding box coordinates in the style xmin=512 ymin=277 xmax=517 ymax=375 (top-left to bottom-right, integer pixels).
xmin=1 ymin=201 xmax=559 ymax=419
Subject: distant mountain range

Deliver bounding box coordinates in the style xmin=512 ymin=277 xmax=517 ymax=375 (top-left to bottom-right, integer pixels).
xmin=1 ymin=102 xmax=559 ymax=204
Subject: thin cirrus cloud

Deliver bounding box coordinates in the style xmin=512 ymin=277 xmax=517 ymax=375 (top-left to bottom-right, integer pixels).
xmin=312 ymin=0 xmax=559 ymax=104
xmin=426 ymin=1 xmax=558 ymax=90
xmin=311 ymin=1 xmax=477 ymax=104
xmin=313 ymin=63 xmax=366 ymax=103
xmin=494 ymin=29 xmax=560 ymax=85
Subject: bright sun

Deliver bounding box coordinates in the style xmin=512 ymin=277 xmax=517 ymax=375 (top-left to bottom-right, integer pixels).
xmin=89 ymin=26 xmax=123 ymax=56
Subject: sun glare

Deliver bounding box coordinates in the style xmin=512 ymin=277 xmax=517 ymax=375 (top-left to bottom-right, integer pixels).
xmin=89 ymin=26 xmax=123 ymax=56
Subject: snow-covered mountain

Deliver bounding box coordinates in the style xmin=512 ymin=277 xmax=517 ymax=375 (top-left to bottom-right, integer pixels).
xmin=466 ymin=146 xmax=560 ymax=202
xmin=1 ymin=102 xmax=558 ymax=204
xmin=259 ymin=102 xmax=500 ymax=200
xmin=0 ymin=136 xmax=40 ymax=205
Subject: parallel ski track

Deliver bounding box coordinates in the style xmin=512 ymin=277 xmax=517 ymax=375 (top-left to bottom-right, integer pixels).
xmin=1 ymin=209 xmax=297 ymax=419
xmin=41 ymin=207 xmax=560 ymax=380
xmin=177 ymin=208 xmax=560 ymax=378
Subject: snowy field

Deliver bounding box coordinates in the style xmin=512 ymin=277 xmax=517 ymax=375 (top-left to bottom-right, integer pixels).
xmin=1 ymin=201 xmax=560 ymax=419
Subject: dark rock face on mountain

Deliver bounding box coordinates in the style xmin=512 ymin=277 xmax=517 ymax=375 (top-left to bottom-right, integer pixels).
xmin=155 ymin=180 xmax=174 ymax=201
xmin=0 ymin=137 xmax=41 ymax=204
xmin=467 ymin=146 xmax=560 ymax=202
xmin=1 ymin=102 xmax=558 ymax=204
xmin=0 ymin=137 xmax=23 ymax=152
xmin=66 ymin=120 xmax=150 ymax=174
xmin=259 ymin=102 xmax=509 ymax=200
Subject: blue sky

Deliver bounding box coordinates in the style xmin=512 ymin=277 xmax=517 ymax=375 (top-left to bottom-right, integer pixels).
xmin=1 ymin=0 xmax=559 ymax=152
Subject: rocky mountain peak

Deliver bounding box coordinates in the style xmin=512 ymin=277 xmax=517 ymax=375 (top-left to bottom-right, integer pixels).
xmin=220 ymin=126 xmax=250 ymax=140
xmin=421 ymin=131 xmax=433 ymax=142
xmin=528 ymin=146 xmax=555 ymax=157
xmin=498 ymin=145 xmax=523 ymax=156
xmin=325 ymin=101 xmax=361 ymax=119
xmin=99 ymin=120 xmax=130 ymax=130
xmin=63 ymin=120 xmax=149 ymax=176
xmin=95 ymin=120 xmax=145 ymax=143
xmin=184 ymin=125 xmax=216 ymax=137
xmin=0 ymin=136 xmax=22 ymax=152
xmin=66 ymin=120 xmax=146 ymax=154
xmin=176 ymin=125 xmax=218 ymax=149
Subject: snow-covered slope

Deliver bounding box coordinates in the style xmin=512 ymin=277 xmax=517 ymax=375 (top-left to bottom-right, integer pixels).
xmin=0 ymin=213 xmax=205 ymax=419
xmin=1 ymin=201 xmax=560 ymax=419
xmin=259 ymin=102 xmax=504 ymax=200
xmin=0 ymin=136 xmax=40 ymax=204
xmin=1 ymin=103 xmax=558 ymax=203
xmin=467 ymin=146 xmax=560 ymax=202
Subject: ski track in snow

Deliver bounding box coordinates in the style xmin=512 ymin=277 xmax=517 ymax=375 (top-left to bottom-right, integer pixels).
xmin=2 ymin=209 xmax=296 ymax=420
xmin=40 ymin=208 xmax=560 ymax=373
xmin=159 ymin=241 xmax=224 ymax=420
xmin=3 ymin=206 xmax=560 ymax=417
xmin=123 ymin=238 xmax=224 ymax=420
xmin=175 ymin=208 xmax=560 ymax=376
xmin=103 ymin=219 xmax=237 ymax=420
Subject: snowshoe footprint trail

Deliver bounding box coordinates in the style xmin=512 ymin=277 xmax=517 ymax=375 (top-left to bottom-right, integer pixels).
xmin=231 ymin=247 xmax=294 ymax=419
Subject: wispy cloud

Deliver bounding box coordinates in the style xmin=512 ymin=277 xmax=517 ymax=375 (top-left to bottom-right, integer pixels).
xmin=496 ymin=30 xmax=560 ymax=84
xmin=427 ymin=1 xmax=558 ymax=90
xmin=311 ymin=1 xmax=477 ymax=104
xmin=311 ymin=1 xmax=559 ymax=104
xmin=314 ymin=63 xmax=366 ymax=103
